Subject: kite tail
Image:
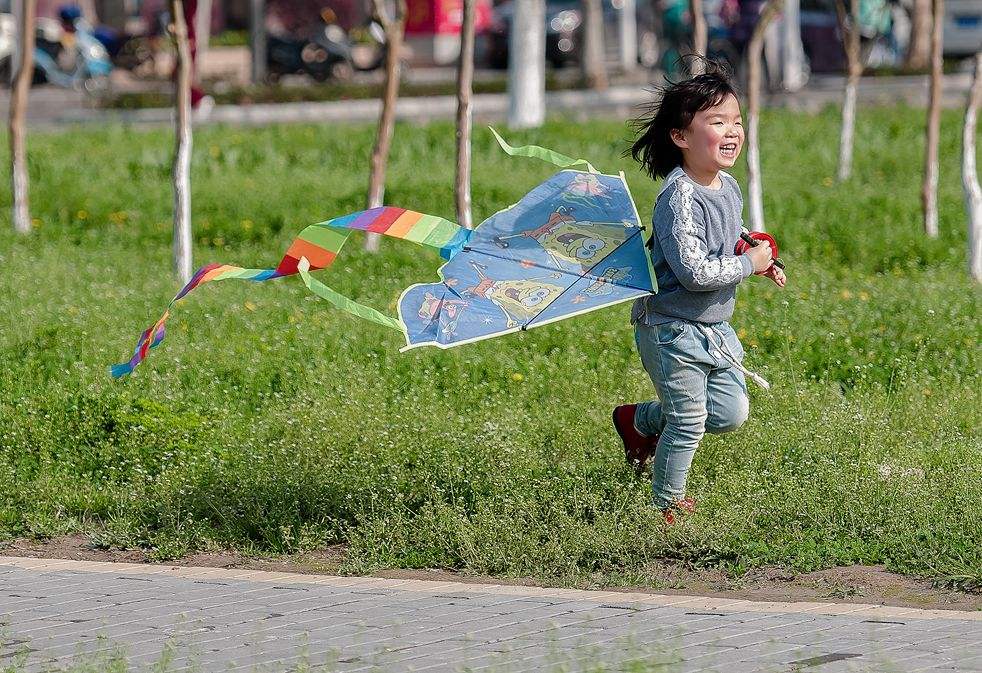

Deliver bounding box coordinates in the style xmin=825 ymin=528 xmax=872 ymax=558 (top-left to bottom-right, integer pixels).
xmin=110 ymin=263 xmax=283 ymax=378
xmin=111 ymin=207 xmax=470 ymax=378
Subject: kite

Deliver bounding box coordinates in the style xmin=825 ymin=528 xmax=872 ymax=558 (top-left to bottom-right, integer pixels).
xmin=111 ymin=130 xmax=657 ymax=378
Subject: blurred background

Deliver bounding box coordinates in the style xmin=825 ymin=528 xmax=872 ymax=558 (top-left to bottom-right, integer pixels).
xmin=2 ymin=0 xmax=980 ymax=118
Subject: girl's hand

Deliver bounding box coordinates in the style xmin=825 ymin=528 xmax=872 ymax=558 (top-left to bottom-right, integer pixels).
xmin=745 ymin=242 xmax=773 ymax=273
xmin=763 ymin=264 xmax=786 ymax=287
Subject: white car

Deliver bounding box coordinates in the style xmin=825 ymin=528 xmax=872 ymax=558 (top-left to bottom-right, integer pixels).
xmin=945 ymin=0 xmax=982 ymax=57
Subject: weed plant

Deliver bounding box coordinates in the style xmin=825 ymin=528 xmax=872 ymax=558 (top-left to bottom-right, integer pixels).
xmin=0 ymin=108 xmax=979 ymax=589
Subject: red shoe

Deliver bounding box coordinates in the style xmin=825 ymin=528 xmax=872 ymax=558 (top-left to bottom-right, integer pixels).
xmin=676 ymin=496 xmax=696 ymax=514
xmin=661 ymin=496 xmax=697 ymax=525
xmin=612 ymin=404 xmax=658 ymax=477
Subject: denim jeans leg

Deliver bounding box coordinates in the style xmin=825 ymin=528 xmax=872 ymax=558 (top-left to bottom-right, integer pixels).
xmin=705 ymin=366 xmax=749 ymax=433
xmin=704 ymin=323 xmax=750 ymax=434
xmin=635 ymin=321 xmax=711 ymax=509
xmin=633 ymin=325 xmax=664 ymax=437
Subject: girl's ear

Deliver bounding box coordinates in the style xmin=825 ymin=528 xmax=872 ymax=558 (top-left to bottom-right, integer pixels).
xmin=670 ymin=128 xmax=688 ymax=150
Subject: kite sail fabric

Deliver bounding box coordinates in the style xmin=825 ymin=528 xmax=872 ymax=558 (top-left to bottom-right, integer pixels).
xmin=396 ymin=170 xmax=654 ymax=350
xmin=111 ymin=208 xmax=469 ymax=377
xmin=112 ymin=131 xmax=656 ymax=377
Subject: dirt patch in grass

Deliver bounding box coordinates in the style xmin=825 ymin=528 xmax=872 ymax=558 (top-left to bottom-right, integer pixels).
xmin=2 ymin=534 xmax=978 ymax=612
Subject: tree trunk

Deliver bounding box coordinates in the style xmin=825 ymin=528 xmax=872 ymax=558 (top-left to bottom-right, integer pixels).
xmin=455 ymin=0 xmax=476 ymax=230
xmin=781 ymin=0 xmax=807 ymax=91
xmin=905 ymin=0 xmax=931 ymax=70
xmin=169 ymin=0 xmax=194 ymax=283
xmin=581 ymin=0 xmax=607 ymax=88
xmin=690 ymin=0 xmax=706 ymax=74
xmin=838 ymin=79 xmax=858 ymax=181
xmin=78 ymin=0 xmax=98 ymax=22
xmin=9 ymin=0 xmax=35 ymax=235
xmin=922 ymin=0 xmax=943 ymax=238
xmin=763 ymin=13 xmax=781 ymax=89
xmin=365 ymin=0 xmax=406 ymax=252
xmin=195 ymin=0 xmax=212 ymax=67
xmin=99 ymin=0 xmax=128 ymax=30
xmin=964 ymin=52 xmax=982 ymax=282
xmin=249 ymin=0 xmax=266 ymax=84
xmin=508 ymin=0 xmax=545 ymax=129
xmin=618 ymin=0 xmax=637 ymax=73
xmin=746 ymin=0 xmax=783 ymax=233
xmin=836 ymin=0 xmax=862 ymax=181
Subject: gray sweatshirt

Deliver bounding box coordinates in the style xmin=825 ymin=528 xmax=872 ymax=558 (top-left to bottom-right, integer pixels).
xmin=631 ymin=167 xmax=753 ymax=326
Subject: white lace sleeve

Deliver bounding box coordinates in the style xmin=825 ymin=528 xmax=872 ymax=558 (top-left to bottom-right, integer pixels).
xmin=662 ymin=180 xmax=749 ymax=291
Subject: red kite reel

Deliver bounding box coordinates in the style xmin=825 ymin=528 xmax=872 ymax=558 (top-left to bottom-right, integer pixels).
xmin=735 ymin=231 xmax=785 ymax=273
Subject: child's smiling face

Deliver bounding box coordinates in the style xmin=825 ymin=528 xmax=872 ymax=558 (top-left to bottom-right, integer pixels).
xmin=671 ymin=93 xmax=744 ymax=178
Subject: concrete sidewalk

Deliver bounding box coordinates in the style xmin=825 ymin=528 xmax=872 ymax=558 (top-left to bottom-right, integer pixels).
xmin=1 ymin=557 xmax=980 ymax=672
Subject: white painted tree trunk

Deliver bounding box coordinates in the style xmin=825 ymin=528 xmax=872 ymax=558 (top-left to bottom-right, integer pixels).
xmin=836 ymin=0 xmax=862 ymax=182
xmin=170 ymin=0 xmax=194 ymax=283
xmin=618 ymin=0 xmax=637 ymax=73
xmin=366 ymin=0 xmax=407 ymax=252
xmin=250 ymin=0 xmax=266 ymax=83
xmin=507 ymin=0 xmax=545 ymax=129
xmin=455 ymin=0 xmax=476 ymax=230
xmin=922 ymin=0 xmax=943 ymax=238
xmin=9 ymin=0 xmax=35 ymax=235
xmin=747 ymin=0 xmax=783 ymax=233
xmin=963 ymin=52 xmax=982 ymax=282
xmin=781 ymin=0 xmax=807 ymax=91
xmin=838 ymin=81 xmax=857 ymax=181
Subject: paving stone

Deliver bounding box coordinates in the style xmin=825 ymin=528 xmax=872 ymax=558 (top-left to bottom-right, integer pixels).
xmin=2 ymin=559 xmax=980 ymax=673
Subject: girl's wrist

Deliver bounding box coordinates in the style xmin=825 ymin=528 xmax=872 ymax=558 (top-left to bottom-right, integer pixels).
xmin=738 ymin=253 xmax=754 ymax=278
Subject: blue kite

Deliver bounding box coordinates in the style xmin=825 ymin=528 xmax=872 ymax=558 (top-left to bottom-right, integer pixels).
xmin=112 ymin=130 xmax=657 ymax=376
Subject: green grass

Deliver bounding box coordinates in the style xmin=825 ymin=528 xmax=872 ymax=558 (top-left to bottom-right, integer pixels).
xmin=0 ymin=107 xmax=979 ymax=590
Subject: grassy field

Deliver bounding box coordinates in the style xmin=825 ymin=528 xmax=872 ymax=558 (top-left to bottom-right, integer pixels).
xmin=0 ymin=107 xmax=979 ymax=590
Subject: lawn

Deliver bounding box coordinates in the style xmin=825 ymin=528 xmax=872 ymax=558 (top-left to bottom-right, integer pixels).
xmin=0 ymin=107 xmax=979 ymax=590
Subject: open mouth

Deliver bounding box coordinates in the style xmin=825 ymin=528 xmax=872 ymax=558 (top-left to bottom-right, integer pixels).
xmin=720 ymin=143 xmax=738 ymax=159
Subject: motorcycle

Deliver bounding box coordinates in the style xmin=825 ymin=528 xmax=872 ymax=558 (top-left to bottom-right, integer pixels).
xmin=31 ymin=7 xmax=112 ymax=92
xmin=266 ymin=8 xmax=385 ymax=82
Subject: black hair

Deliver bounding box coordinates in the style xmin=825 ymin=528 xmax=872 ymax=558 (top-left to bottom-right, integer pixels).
xmin=628 ymin=58 xmax=739 ymax=180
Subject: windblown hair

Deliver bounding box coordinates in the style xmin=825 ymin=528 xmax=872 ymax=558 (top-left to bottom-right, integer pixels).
xmin=629 ymin=59 xmax=739 ymax=180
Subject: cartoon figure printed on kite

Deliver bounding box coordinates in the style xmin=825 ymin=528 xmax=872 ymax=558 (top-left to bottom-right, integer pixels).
xmin=562 ymin=173 xmax=611 ymax=207
xmin=584 ymin=267 xmax=631 ymax=297
xmin=417 ymin=292 xmax=468 ymax=337
xmin=493 ymin=207 xmax=633 ymax=273
xmin=464 ymin=261 xmax=564 ymax=328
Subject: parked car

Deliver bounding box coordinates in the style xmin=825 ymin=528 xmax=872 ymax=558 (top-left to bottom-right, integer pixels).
xmin=485 ymin=0 xmax=659 ymax=70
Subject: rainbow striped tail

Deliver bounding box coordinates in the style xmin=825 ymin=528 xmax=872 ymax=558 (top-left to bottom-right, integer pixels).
xmin=111 ymin=207 xmax=469 ymax=378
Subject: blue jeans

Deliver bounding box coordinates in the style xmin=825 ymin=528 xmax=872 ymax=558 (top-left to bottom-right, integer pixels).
xmin=634 ymin=320 xmax=750 ymax=509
